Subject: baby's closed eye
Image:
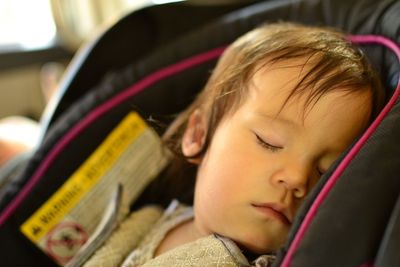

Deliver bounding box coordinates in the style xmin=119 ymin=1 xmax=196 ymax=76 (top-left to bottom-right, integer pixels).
xmin=253 ymin=132 xmax=283 ymax=152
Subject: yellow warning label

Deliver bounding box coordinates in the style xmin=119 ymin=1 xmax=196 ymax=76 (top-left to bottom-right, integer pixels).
xmin=20 ymin=112 xmax=147 ymax=243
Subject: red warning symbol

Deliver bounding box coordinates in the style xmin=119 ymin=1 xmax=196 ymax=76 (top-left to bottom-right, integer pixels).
xmin=45 ymin=222 xmax=88 ymax=264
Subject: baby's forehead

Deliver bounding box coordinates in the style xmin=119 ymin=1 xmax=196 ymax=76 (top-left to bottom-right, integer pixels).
xmin=241 ymin=58 xmax=371 ymax=117
xmin=248 ymin=58 xmax=321 ymax=95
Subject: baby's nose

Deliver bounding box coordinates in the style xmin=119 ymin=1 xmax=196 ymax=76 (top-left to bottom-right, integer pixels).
xmin=274 ymin=165 xmax=311 ymax=198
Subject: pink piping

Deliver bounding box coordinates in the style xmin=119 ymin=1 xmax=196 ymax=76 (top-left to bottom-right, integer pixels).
xmin=281 ymin=35 xmax=400 ymax=267
xmin=0 ymin=46 xmax=226 ymax=227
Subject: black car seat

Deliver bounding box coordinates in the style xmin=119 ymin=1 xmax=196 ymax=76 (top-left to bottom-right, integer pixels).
xmin=0 ymin=0 xmax=398 ymax=266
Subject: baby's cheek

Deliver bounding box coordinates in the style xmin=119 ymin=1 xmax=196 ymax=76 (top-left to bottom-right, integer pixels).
xmin=197 ymin=175 xmax=229 ymax=211
xmin=194 ymin=174 xmax=234 ymax=226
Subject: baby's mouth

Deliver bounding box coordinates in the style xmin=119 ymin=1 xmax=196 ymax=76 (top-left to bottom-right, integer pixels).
xmin=251 ymin=203 xmax=291 ymax=226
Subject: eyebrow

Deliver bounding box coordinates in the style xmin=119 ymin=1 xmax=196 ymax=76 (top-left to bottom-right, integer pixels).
xmin=254 ymin=112 xmax=300 ymax=128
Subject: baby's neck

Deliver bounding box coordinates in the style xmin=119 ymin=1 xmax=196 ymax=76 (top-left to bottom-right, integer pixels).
xmin=154 ymin=218 xmax=202 ymax=257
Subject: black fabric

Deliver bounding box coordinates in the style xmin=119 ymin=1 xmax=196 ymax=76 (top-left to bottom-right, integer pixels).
xmin=0 ymin=0 xmax=398 ymax=266
xmin=375 ymin=192 xmax=400 ymax=267
xmin=41 ymin=1 xmax=261 ymax=133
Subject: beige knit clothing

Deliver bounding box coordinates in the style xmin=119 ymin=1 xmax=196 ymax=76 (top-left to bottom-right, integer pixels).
xmin=82 ymin=206 xmax=163 ymax=267
xmin=84 ymin=200 xmax=275 ymax=267
xmin=121 ymin=200 xmax=275 ymax=267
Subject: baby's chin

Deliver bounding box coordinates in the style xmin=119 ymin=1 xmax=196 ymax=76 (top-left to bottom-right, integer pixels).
xmin=232 ymin=232 xmax=287 ymax=255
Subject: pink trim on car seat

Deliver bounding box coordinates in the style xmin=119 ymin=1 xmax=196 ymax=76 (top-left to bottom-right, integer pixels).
xmin=0 ymin=46 xmax=226 ymax=227
xmin=281 ymin=35 xmax=400 ymax=267
xmin=360 ymin=262 xmax=374 ymax=267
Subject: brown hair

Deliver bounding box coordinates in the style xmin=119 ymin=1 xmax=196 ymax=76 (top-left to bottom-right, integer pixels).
xmin=163 ymin=22 xmax=385 ymax=160
xmin=150 ymin=23 xmax=385 ymax=205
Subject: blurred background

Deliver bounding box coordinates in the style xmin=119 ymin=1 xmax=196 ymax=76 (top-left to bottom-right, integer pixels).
xmin=0 ymin=0 xmax=253 ymax=120
xmin=0 ymin=0 xmax=167 ymax=166
xmin=0 ymin=0 xmax=254 ymax=166
xmin=0 ymin=0 xmax=179 ymax=120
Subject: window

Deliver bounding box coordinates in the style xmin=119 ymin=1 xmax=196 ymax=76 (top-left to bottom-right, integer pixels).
xmin=0 ymin=0 xmax=56 ymax=52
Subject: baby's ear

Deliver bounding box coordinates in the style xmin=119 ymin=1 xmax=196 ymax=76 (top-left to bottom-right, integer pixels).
xmin=181 ymin=109 xmax=207 ymax=164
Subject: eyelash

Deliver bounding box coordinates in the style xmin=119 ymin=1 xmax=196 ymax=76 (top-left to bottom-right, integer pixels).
xmin=254 ymin=133 xmax=282 ymax=152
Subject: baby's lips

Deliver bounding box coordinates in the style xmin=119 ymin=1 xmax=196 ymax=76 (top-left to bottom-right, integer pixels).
xmin=251 ymin=202 xmax=292 ymax=225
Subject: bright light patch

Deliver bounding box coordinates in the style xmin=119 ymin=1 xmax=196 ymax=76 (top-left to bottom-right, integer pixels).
xmin=0 ymin=0 xmax=56 ymax=51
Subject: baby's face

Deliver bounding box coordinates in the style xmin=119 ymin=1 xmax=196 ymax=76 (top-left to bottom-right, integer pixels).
xmin=186 ymin=62 xmax=372 ymax=254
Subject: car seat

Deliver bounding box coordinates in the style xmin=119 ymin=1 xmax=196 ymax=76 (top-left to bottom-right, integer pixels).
xmin=0 ymin=0 xmax=398 ymax=266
